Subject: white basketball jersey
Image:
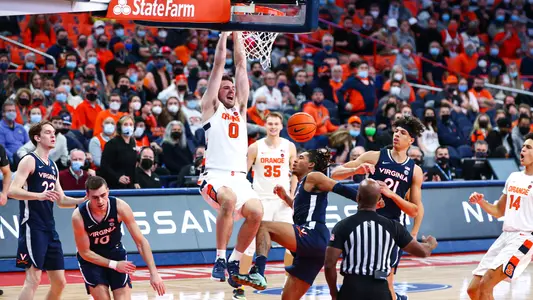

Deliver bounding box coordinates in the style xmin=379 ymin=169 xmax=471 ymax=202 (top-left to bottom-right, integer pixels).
xmin=252 ymin=138 xmax=291 ymax=197
xmin=203 ymin=104 xmax=248 ymax=173
xmin=502 ymin=172 xmax=533 ymax=232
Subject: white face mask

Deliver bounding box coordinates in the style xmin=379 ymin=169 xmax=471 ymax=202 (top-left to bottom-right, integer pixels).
xmin=122 ymin=125 xmax=133 ymax=137
xmin=132 ymin=102 xmax=141 ymax=111
xmin=168 ymin=104 xmax=179 ymax=114
xmin=134 ymin=126 xmax=145 ymax=138
xmin=478 ymin=60 xmax=487 ymax=68
xmin=390 ymin=86 xmax=401 ymax=96
xmin=393 ymin=73 xmax=403 ymax=81
xmin=95 ymin=28 xmax=105 ymax=36
xmin=402 ymin=49 xmax=411 ymax=57
xmin=256 ymin=103 xmax=267 ymax=111
xmin=152 ymin=106 xmax=162 ymax=115
xmin=370 ymin=11 xmax=379 ymax=18
xmin=103 ymin=123 xmax=115 ymax=135
xmin=109 ymin=102 xmax=121 ymax=111
xmin=158 ymin=30 xmax=168 ymax=38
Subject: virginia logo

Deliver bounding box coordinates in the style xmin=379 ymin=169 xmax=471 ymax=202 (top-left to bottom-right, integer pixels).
xmin=113 ymin=0 xmax=132 ymax=15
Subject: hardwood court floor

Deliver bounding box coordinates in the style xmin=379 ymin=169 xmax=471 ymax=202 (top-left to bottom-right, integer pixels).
xmin=1 ymin=253 xmax=532 ymax=299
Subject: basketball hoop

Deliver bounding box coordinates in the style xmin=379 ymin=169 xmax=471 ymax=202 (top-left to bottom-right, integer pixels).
xmin=233 ymin=4 xmax=286 ymax=69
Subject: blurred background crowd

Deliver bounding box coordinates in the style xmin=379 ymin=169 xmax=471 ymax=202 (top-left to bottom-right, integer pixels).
xmin=0 ymin=0 xmax=530 ymax=189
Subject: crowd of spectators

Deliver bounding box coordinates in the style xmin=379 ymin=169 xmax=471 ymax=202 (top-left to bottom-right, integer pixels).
xmin=0 ymin=0 xmax=531 ymax=189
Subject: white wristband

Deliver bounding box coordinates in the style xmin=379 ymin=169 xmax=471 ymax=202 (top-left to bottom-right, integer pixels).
xmin=108 ymin=260 xmax=118 ymax=270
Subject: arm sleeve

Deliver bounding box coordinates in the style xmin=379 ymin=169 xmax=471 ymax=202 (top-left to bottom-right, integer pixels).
xmin=328 ymin=221 xmax=347 ymax=249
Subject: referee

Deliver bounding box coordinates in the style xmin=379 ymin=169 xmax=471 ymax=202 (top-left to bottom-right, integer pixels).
xmin=325 ymin=179 xmax=438 ymax=300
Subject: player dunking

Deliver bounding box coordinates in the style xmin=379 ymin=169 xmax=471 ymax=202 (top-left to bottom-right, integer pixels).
xmin=8 ymin=121 xmax=86 ymax=300
xmin=198 ymin=31 xmax=264 ymax=288
xmin=467 ymin=133 xmax=533 ymax=300
xmin=234 ymin=112 xmax=298 ymax=299
xmin=234 ymin=149 xmax=366 ymax=299
xmin=331 ymin=116 xmax=425 ymax=300
xmin=72 ymin=176 xmax=165 ymax=299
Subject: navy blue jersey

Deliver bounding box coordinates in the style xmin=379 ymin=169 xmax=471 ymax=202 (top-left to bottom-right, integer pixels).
xmin=78 ymin=196 xmax=123 ymax=256
xmin=19 ymin=152 xmax=58 ymax=231
xmin=293 ymin=173 xmax=329 ymax=226
xmin=370 ymin=148 xmax=415 ymax=224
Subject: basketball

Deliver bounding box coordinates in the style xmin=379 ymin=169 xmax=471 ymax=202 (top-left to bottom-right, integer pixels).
xmin=287 ymin=112 xmax=316 ymax=143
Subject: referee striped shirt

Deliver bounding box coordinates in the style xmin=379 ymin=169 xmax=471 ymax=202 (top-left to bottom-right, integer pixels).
xmin=329 ymin=210 xmax=413 ymax=277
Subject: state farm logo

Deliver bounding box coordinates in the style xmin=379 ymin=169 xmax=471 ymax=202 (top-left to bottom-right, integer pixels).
xmin=113 ymin=0 xmax=132 ymax=15
xmin=111 ymin=0 xmax=196 ymax=18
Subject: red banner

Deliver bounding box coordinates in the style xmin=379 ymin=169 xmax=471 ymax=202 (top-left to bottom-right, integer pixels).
xmin=106 ymin=0 xmax=231 ymax=23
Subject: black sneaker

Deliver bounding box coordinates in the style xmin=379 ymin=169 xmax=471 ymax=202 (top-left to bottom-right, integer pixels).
xmin=232 ymin=287 xmax=246 ymax=300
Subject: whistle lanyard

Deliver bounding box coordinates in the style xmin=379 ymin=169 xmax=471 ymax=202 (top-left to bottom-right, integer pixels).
xmin=435 ymin=164 xmax=451 ymax=181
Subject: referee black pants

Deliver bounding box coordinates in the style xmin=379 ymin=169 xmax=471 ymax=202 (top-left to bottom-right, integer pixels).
xmin=338 ymin=274 xmax=392 ymax=300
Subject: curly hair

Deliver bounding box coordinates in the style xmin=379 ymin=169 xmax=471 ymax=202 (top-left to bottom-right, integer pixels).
xmin=307 ymin=148 xmax=332 ymax=173
xmin=393 ymin=115 xmax=425 ymax=138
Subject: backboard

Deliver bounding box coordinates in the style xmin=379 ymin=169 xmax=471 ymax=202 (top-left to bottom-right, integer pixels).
xmin=105 ymin=0 xmax=319 ymax=33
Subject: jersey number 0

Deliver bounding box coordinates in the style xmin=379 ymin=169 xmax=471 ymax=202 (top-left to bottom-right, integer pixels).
xmin=229 ymin=123 xmax=239 ymax=138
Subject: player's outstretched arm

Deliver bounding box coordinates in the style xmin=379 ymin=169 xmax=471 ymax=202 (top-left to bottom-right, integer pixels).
xmin=201 ymin=32 xmax=229 ymax=120
xmin=54 ymin=171 xmax=86 ymax=208
xmin=307 ymin=172 xmax=358 ymax=200
xmin=331 ymin=151 xmax=380 ymax=180
xmin=8 ymin=155 xmax=60 ymax=201
xmin=118 ymin=198 xmax=166 ymax=296
xmin=409 ymin=166 xmax=424 ymax=238
xmin=247 ymin=141 xmax=258 ymax=172
xmin=233 ymin=31 xmax=250 ymax=113
xmin=469 ymin=192 xmax=507 ymax=218
xmin=72 ymin=209 xmax=136 ymax=273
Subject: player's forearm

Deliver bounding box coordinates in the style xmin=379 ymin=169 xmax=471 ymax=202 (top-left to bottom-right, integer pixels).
xmin=289 ymin=175 xmax=298 ymax=198
xmin=233 ymin=32 xmax=246 ymax=67
xmin=57 ymin=196 xmax=86 ymax=208
xmin=79 ymin=249 xmax=113 ymax=269
xmin=388 ymin=193 xmax=418 ymax=217
xmin=137 ymin=238 xmax=158 ymax=274
xmin=331 ymin=166 xmax=358 ymax=180
xmin=7 ymin=187 xmax=41 ymax=201
xmin=411 ymin=202 xmax=424 ymax=235
xmin=478 ymin=200 xmax=503 ymax=218
xmin=324 ymin=262 xmax=338 ymax=297
xmin=213 ymin=34 xmax=228 ymax=66
xmin=2 ymin=173 xmax=11 ymax=198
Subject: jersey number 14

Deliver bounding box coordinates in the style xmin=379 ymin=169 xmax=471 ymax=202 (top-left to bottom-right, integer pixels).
xmin=509 ymin=194 xmax=521 ymax=210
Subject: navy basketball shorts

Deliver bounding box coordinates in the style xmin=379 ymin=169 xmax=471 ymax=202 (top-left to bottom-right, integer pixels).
xmin=285 ymin=222 xmax=330 ymax=285
xmin=78 ymin=247 xmax=132 ymax=294
xmin=16 ymin=224 xmax=64 ymax=271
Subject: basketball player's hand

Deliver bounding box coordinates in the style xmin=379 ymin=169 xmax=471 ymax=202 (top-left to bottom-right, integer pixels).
xmin=469 ymin=192 xmax=485 ymax=204
xmin=150 ymin=272 xmax=166 ymax=296
xmin=355 ymin=163 xmax=375 ymax=175
xmin=273 ymin=185 xmax=289 ymax=202
xmin=377 ymin=181 xmax=394 ymax=198
xmin=422 ymin=235 xmax=438 ymax=250
xmin=38 ymin=190 xmax=61 ymax=202
xmin=116 ymin=260 xmax=136 ymax=274
xmin=0 ymin=192 xmax=7 ymax=206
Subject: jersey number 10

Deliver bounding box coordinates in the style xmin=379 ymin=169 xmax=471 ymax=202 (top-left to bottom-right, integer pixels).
xmin=94 ymin=235 xmax=110 ymax=245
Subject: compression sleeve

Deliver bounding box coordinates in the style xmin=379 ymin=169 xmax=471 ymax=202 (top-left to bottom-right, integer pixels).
xmin=332 ymin=182 xmax=358 ymax=201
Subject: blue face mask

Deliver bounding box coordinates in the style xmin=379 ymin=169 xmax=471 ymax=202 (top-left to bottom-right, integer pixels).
xmin=71 ymin=161 xmax=83 ymax=172
xmin=66 ymin=61 xmax=77 ymax=70
xmin=490 ymin=70 xmax=500 ymax=77
xmin=25 ymin=62 xmax=35 ymax=69
xmin=44 ymin=90 xmax=51 ymax=97
xmin=62 ymin=85 xmax=71 ymax=94
xmin=358 ymin=70 xmax=368 ymax=78
xmin=511 ymin=15 xmax=520 ymax=21
xmin=129 ymin=73 xmax=138 ymax=83
xmin=349 ymin=129 xmax=360 ymax=137
xmin=87 ymin=57 xmax=98 ymax=65
xmin=496 ymin=15 xmax=505 ymax=22
xmin=429 ymin=47 xmax=440 ymax=56
xmin=442 ymin=14 xmax=450 ymax=21
xmin=122 ymin=125 xmax=133 ymax=137
xmin=458 ymin=84 xmax=468 ymax=92
xmin=5 ymin=111 xmax=17 ymax=121
xmin=510 ymin=71 xmax=518 ymax=78
xmin=0 ymin=63 xmax=8 ymax=71
xmin=324 ymin=45 xmax=333 ymax=52
xmin=226 ymin=58 xmax=233 ymax=65
xmin=115 ymin=29 xmax=125 ymax=37
xmin=296 ymin=81 xmax=305 ymax=87
xmin=30 ymin=114 xmax=42 ymax=123
xmin=490 ymin=48 xmax=499 ymax=56
xmin=137 ymin=30 xmax=146 ymax=37
xmin=187 ymin=100 xmax=199 ymax=109
xmin=125 ymin=43 xmax=133 ymax=52
xmin=56 ymin=93 xmax=67 ymax=103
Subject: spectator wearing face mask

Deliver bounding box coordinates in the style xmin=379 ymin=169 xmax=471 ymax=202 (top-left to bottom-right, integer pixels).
xmin=470 ymin=55 xmax=490 ymax=78
xmin=457 ymin=42 xmax=479 ymax=75
xmin=127 ymin=95 xmax=143 ymax=117
xmin=437 ymin=105 xmax=468 ymax=150
xmin=0 ymin=101 xmax=29 ymax=164
xmin=135 ymin=146 xmax=162 ymax=188
xmin=158 ymin=74 xmax=190 ymax=103
xmin=337 ymin=61 xmax=376 ymax=121
xmin=162 ymin=120 xmax=193 ymax=175
xmin=49 ymin=85 xmax=75 ymax=118
xmin=45 ymin=28 xmax=78 ymax=70
xmin=176 ymin=145 xmax=205 ymax=188
xmin=346 ymin=115 xmax=365 ymax=148
xmin=59 ymin=149 xmax=95 ymax=190
xmin=427 ymin=146 xmax=455 ymax=181
xmin=24 ymin=107 xmax=43 ymax=132
xmin=407 ymin=145 xmax=425 ymax=169
xmin=470 ymin=113 xmax=492 ymax=143
xmin=512 ymin=114 xmax=531 ymax=159
xmin=418 ymin=108 xmax=440 ymax=163
xmin=469 ymin=77 xmax=494 ymax=113
xmin=89 ymin=116 xmax=116 ymax=168
xmin=112 ymin=75 xmax=139 ymax=111
xmin=93 ymin=93 xmax=125 ymax=137
xmin=394 ymin=43 xmax=418 ymax=80
xmin=72 ymin=85 xmax=103 ymax=136
xmin=247 ymin=95 xmax=270 ymax=126
xmin=250 ymin=62 xmax=264 ymax=92
xmin=14 ymin=88 xmax=33 ymax=125
xmin=290 ymin=70 xmax=313 ymax=105
xmin=149 ymin=99 xmax=166 ymax=138
xmin=313 ymin=34 xmax=339 ymax=75
xmin=493 ymin=21 xmax=521 ymax=58
xmin=98 ymin=115 xmax=138 ymax=189
xmin=511 ymin=104 xmax=533 ymax=131
xmin=479 ymin=44 xmax=507 ymax=73
xmin=486 ymin=117 xmax=515 ymax=159
xmin=422 ymin=42 xmax=447 ymax=87
xmin=133 ymin=117 xmax=150 ymax=149
xmin=109 ymin=23 xmax=126 ymax=52
xmin=382 ymin=66 xmax=415 ymax=102
xmin=253 ymin=71 xmax=283 ymax=110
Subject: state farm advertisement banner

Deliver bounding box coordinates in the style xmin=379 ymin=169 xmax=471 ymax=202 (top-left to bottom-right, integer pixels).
xmin=106 ymin=0 xmax=231 ymax=23
xmin=0 ymin=182 xmax=505 ymax=258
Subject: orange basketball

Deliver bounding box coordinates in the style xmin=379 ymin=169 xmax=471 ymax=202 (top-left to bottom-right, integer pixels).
xmin=287 ymin=112 xmax=317 ymax=143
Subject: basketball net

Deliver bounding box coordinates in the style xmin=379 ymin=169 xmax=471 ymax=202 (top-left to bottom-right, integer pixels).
xmin=233 ymin=4 xmax=285 ymax=69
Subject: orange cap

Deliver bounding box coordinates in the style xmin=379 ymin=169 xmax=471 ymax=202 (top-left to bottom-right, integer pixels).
xmin=445 ymin=75 xmax=458 ymax=84
xmin=348 ymin=115 xmax=361 ymax=124
xmin=175 ymin=74 xmax=187 ymax=81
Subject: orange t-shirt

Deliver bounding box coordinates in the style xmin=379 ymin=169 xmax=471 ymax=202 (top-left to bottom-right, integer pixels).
xmin=174 ymin=45 xmax=193 ymax=65
xmin=469 ymin=88 xmax=493 ymax=113
xmin=93 ymin=109 xmax=125 ymax=137
xmin=49 ymin=102 xmax=75 ymax=118
xmin=73 ymin=100 xmax=103 ymax=130
xmin=303 ymin=102 xmax=338 ymax=136
xmin=493 ymin=32 xmax=521 ymax=59
xmin=247 ymin=106 xmax=270 ymax=126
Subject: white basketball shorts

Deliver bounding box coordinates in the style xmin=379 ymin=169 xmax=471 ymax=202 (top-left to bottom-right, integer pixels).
xmin=472 ymin=231 xmax=533 ymax=281
xmin=199 ymin=169 xmax=259 ymax=221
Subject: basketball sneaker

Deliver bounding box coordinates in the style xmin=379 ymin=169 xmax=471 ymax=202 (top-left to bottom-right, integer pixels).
xmin=211 ymin=258 xmax=227 ymax=282
xmin=232 ymin=287 xmax=246 ymax=300
xmin=232 ymin=265 xmax=268 ymax=291
xmin=227 ymin=260 xmax=241 ymax=288
xmin=396 ymin=293 xmax=409 ymax=300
